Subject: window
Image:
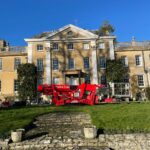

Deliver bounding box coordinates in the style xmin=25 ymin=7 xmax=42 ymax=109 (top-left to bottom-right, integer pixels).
xmin=123 ymin=75 xmax=129 ymax=83
xmin=53 ymin=77 xmax=59 ymax=84
xmin=68 ymin=58 xmax=74 ymax=69
xmin=67 ymin=31 xmax=73 ymax=36
xmin=37 ymin=78 xmax=43 ymax=85
xmin=85 ymin=75 xmax=90 ymax=84
xmin=101 ymin=75 xmax=107 ymax=85
xmin=0 ymin=58 xmax=2 ymax=71
xmin=83 ymin=43 xmax=90 ymax=50
xmin=84 ymin=57 xmax=90 ymax=69
xmin=37 ymin=44 xmax=43 ymax=51
xmin=53 ymin=58 xmax=59 ymax=70
xmin=99 ymin=43 xmax=105 ymax=49
xmin=14 ymin=58 xmax=21 ymax=70
xmin=67 ymin=43 xmax=73 ymax=50
xmin=0 ymin=80 xmax=1 ymax=92
xmin=99 ymin=57 xmax=106 ymax=69
xmin=37 ymin=59 xmax=43 ymax=71
xmin=14 ymin=80 xmax=19 ymax=91
xmin=53 ymin=43 xmax=59 ymax=51
xmin=137 ymin=75 xmax=144 ymax=86
xmin=135 ymin=55 xmax=142 ymax=66
xmin=121 ymin=56 xmax=128 ymax=67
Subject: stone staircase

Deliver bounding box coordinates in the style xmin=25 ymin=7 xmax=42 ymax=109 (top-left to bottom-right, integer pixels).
xmin=8 ymin=112 xmax=110 ymax=150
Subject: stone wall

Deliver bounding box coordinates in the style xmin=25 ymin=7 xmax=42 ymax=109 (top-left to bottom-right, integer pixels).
xmin=99 ymin=133 xmax=150 ymax=150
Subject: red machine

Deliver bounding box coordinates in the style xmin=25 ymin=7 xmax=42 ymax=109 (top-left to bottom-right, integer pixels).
xmin=38 ymin=83 xmax=106 ymax=106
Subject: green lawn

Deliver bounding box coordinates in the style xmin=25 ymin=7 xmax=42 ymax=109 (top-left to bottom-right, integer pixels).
xmin=0 ymin=102 xmax=150 ymax=138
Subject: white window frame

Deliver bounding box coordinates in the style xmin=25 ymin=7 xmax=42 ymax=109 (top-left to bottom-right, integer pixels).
xmin=68 ymin=58 xmax=75 ymax=70
xmin=53 ymin=77 xmax=59 ymax=84
xmin=37 ymin=44 xmax=43 ymax=51
xmin=14 ymin=58 xmax=21 ymax=70
xmin=135 ymin=55 xmax=142 ymax=66
xmin=53 ymin=43 xmax=59 ymax=51
xmin=83 ymin=43 xmax=90 ymax=50
xmin=37 ymin=58 xmax=44 ymax=71
xmin=67 ymin=43 xmax=74 ymax=50
xmin=121 ymin=56 xmax=128 ymax=67
xmin=99 ymin=43 xmax=105 ymax=49
xmin=99 ymin=57 xmax=106 ymax=69
xmin=14 ymin=80 xmax=19 ymax=92
xmin=52 ymin=58 xmax=59 ymax=70
xmin=137 ymin=75 xmax=144 ymax=87
xmin=37 ymin=78 xmax=43 ymax=86
xmin=101 ymin=75 xmax=106 ymax=85
xmin=83 ymin=57 xmax=90 ymax=69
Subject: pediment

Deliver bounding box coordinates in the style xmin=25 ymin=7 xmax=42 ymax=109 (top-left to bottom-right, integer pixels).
xmin=46 ymin=24 xmax=98 ymax=40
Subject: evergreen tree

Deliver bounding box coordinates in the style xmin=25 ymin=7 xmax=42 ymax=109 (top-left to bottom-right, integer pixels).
xmin=17 ymin=63 xmax=37 ymax=101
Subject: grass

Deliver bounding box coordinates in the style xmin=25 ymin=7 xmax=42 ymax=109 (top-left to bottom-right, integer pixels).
xmin=0 ymin=102 xmax=150 ymax=137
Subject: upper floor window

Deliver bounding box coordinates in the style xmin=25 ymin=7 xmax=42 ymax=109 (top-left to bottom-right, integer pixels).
xmin=84 ymin=57 xmax=90 ymax=69
xmin=99 ymin=43 xmax=105 ymax=49
xmin=68 ymin=58 xmax=74 ymax=69
xmin=52 ymin=58 xmax=59 ymax=70
xmin=83 ymin=43 xmax=90 ymax=50
xmin=67 ymin=43 xmax=73 ymax=50
xmin=53 ymin=43 xmax=59 ymax=51
xmin=37 ymin=58 xmax=43 ymax=71
xmin=37 ymin=44 xmax=43 ymax=51
xmin=137 ymin=75 xmax=144 ymax=87
xmin=99 ymin=57 xmax=106 ymax=69
xmin=14 ymin=80 xmax=19 ymax=91
xmin=135 ymin=55 xmax=142 ymax=66
xmin=121 ymin=56 xmax=128 ymax=67
xmin=0 ymin=58 xmax=2 ymax=71
xmin=14 ymin=58 xmax=21 ymax=70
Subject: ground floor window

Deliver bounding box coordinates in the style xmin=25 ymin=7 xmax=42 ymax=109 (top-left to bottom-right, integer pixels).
xmin=0 ymin=80 xmax=1 ymax=92
xmin=137 ymin=75 xmax=144 ymax=86
xmin=53 ymin=77 xmax=59 ymax=84
xmin=37 ymin=78 xmax=43 ymax=85
xmin=101 ymin=75 xmax=106 ymax=85
xmin=14 ymin=80 xmax=19 ymax=91
xmin=84 ymin=75 xmax=90 ymax=84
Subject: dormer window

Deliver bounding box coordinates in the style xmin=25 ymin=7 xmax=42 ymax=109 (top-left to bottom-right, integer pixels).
xmin=53 ymin=43 xmax=59 ymax=51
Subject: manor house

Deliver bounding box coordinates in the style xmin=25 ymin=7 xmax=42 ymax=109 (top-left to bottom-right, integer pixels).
xmin=0 ymin=24 xmax=150 ymax=100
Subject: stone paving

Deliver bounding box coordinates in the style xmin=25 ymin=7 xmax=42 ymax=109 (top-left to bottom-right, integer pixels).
xmin=8 ymin=112 xmax=110 ymax=150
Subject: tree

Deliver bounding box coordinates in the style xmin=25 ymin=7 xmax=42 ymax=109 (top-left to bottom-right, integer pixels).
xmin=17 ymin=63 xmax=37 ymax=101
xmin=106 ymin=59 xmax=129 ymax=83
xmin=98 ymin=20 xmax=115 ymax=36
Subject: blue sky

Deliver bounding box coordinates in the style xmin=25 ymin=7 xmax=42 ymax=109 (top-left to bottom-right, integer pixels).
xmin=0 ymin=0 xmax=150 ymax=46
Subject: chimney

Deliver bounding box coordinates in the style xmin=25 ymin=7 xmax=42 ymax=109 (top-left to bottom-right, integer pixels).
xmin=131 ymin=36 xmax=136 ymax=46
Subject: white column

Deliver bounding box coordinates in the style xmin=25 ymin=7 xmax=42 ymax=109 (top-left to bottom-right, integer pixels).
xmin=27 ymin=43 xmax=33 ymax=63
xmin=45 ymin=42 xmax=51 ymax=84
xmin=91 ymin=41 xmax=98 ymax=84
xmin=109 ymin=39 xmax=115 ymax=60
